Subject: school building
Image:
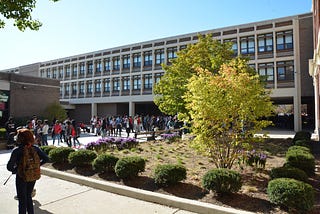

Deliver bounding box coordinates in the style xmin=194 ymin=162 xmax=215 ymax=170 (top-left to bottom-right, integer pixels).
xmin=0 ymin=12 xmax=314 ymax=132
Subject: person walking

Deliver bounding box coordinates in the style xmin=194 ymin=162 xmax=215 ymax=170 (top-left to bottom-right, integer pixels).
xmin=7 ymin=128 xmax=49 ymax=214
xmin=52 ymin=120 xmax=62 ymax=146
xmin=41 ymin=120 xmax=49 ymax=146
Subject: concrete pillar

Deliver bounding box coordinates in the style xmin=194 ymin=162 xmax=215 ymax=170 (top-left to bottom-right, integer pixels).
xmin=314 ymin=74 xmax=320 ymax=140
xmin=293 ymin=95 xmax=302 ymax=132
xmin=91 ymin=103 xmax=97 ymax=118
xmin=129 ymin=101 xmax=135 ymax=117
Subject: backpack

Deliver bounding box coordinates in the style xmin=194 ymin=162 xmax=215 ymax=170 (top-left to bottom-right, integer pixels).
xmin=18 ymin=144 xmax=41 ymax=182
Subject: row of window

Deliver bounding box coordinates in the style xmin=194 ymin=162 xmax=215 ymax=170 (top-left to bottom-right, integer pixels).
xmin=60 ymin=60 xmax=294 ymax=97
xmin=61 ymin=73 xmax=162 ymax=96
xmin=257 ymin=60 xmax=294 ymax=82
xmin=42 ymin=30 xmax=293 ymax=80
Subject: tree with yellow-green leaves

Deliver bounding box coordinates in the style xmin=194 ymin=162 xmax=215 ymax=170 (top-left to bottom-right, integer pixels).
xmin=0 ymin=0 xmax=59 ymax=31
xmin=154 ymin=34 xmax=274 ymax=169
xmin=184 ymin=59 xmax=274 ymax=169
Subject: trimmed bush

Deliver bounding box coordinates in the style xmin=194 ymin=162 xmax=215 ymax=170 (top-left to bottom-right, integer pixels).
xmin=0 ymin=128 xmax=6 ymax=139
xmin=202 ymin=168 xmax=242 ymax=195
xmin=293 ymin=131 xmax=311 ymax=143
xmin=292 ymin=139 xmax=311 ymax=149
xmin=287 ymin=145 xmax=311 ymax=153
xmin=68 ymin=150 xmax=97 ymax=167
xmin=40 ymin=145 xmax=57 ymax=156
xmin=154 ymin=164 xmax=186 ymax=186
xmin=267 ymin=178 xmax=314 ymax=212
xmin=92 ymin=153 xmax=119 ymax=173
xmin=270 ymin=166 xmax=308 ymax=182
xmin=115 ymin=156 xmax=145 ymax=179
xmin=49 ymin=147 xmax=75 ymax=163
xmin=285 ymin=148 xmax=315 ymax=176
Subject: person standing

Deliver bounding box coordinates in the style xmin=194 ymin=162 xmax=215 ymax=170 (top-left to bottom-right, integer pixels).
xmin=7 ymin=128 xmax=49 ymax=214
xmin=41 ymin=120 xmax=49 ymax=146
xmin=52 ymin=120 xmax=62 ymax=146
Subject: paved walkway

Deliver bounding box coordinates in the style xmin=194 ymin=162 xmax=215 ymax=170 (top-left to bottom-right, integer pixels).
xmin=0 ymin=130 xmax=296 ymax=214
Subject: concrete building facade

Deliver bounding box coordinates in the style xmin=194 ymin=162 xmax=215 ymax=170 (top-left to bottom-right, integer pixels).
xmin=1 ymin=13 xmax=314 ymax=131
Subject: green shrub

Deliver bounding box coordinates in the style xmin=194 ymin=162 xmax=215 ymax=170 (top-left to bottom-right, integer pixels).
xmin=267 ymin=178 xmax=314 ymax=212
xmin=202 ymin=168 xmax=242 ymax=195
xmin=154 ymin=164 xmax=187 ymax=186
xmin=293 ymin=131 xmax=311 ymax=143
xmin=292 ymin=139 xmax=311 ymax=149
xmin=115 ymin=156 xmax=145 ymax=179
xmin=49 ymin=147 xmax=75 ymax=163
xmin=40 ymin=145 xmax=57 ymax=156
xmin=270 ymin=166 xmax=308 ymax=182
xmin=68 ymin=150 xmax=97 ymax=167
xmin=92 ymin=153 xmax=119 ymax=173
xmin=285 ymin=149 xmax=315 ymax=176
xmin=287 ymin=145 xmax=311 ymax=153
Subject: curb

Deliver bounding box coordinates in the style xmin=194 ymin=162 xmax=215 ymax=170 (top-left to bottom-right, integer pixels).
xmin=41 ymin=167 xmax=254 ymax=214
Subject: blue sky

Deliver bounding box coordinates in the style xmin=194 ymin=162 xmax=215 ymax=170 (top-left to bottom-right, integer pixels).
xmin=0 ymin=0 xmax=312 ymax=70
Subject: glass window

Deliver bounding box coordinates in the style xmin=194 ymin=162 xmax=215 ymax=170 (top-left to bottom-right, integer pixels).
xmin=276 ymin=30 xmax=293 ymax=50
xmin=224 ymin=38 xmax=238 ymax=55
xmin=123 ymin=55 xmax=130 ymax=69
xmin=104 ymin=79 xmax=110 ymax=92
xmin=113 ymin=78 xmax=120 ymax=91
xmin=133 ymin=53 xmax=141 ymax=67
xmin=87 ymin=61 xmax=93 ymax=74
xmin=59 ymin=67 xmax=63 ymax=78
xmin=276 ymin=61 xmax=294 ymax=81
xmin=133 ymin=75 xmax=141 ymax=90
xmin=46 ymin=68 xmax=51 ymax=78
xmin=258 ymin=63 xmax=274 ymax=81
xmin=155 ymin=49 xmax=165 ymax=65
xmin=240 ymin=36 xmax=255 ymax=54
xmin=87 ymin=81 xmax=93 ymax=93
xmin=95 ymin=80 xmax=101 ymax=92
xmin=144 ymin=51 xmax=152 ymax=66
xmin=144 ymin=74 xmax=153 ymax=89
xmin=72 ymin=64 xmax=77 ymax=77
xmin=65 ymin=84 xmax=70 ymax=95
xmin=79 ymin=81 xmax=84 ymax=94
xmin=65 ymin=65 xmax=70 ymax=77
xmin=113 ymin=56 xmax=120 ymax=70
xmin=40 ymin=69 xmax=45 ymax=78
xmin=96 ymin=60 xmax=102 ymax=73
xmin=72 ymin=83 xmax=77 ymax=95
xmin=104 ymin=58 xmax=111 ymax=71
xmin=80 ymin=63 xmax=85 ymax=75
xmin=52 ymin=68 xmax=57 ymax=79
xmin=167 ymin=47 xmax=177 ymax=62
xmin=258 ymin=33 xmax=273 ymax=52
xmin=123 ymin=77 xmax=130 ymax=90
xmin=154 ymin=73 xmax=163 ymax=84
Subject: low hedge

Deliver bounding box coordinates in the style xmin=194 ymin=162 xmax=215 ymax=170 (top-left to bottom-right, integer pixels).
xmin=68 ymin=149 xmax=97 ymax=167
xmin=202 ymin=168 xmax=242 ymax=195
xmin=49 ymin=147 xmax=75 ymax=164
xmin=115 ymin=156 xmax=146 ymax=179
xmin=267 ymin=178 xmax=314 ymax=212
xmin=270 ymin=166 xmax=308 ymax=182
xmin=285 ymin=148 xmax=315 ymax=176
xmin=40 ymin=145 xmax=57 ymax=156
xmin=92 ymin=153 xmax=119 ymax=173
xmin=154 ymin=164 xmax=186 ymax=186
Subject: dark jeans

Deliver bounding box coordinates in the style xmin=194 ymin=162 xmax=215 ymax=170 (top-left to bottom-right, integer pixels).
xmin=16 ymin=175 xmax=36 ymax=214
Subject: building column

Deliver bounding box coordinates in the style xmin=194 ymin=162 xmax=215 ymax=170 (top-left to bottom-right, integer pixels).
xmin=91 ymin=103 xmax=97 ymax=118
xmin=314 ymin=74 xmax=320 ymax=140
xmin=129 ymin=101 xmax=135 ymax=117
xmin=293 ymin=95 xmax=302 ymax=132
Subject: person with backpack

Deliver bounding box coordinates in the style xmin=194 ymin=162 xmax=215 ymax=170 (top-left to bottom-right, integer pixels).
xmin=7 ymin=128 xmax=49 ymax=214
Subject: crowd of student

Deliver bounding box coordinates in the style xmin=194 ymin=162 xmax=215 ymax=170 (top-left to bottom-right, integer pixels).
xmin=89 ymin=114 xmax=182 ymax=138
